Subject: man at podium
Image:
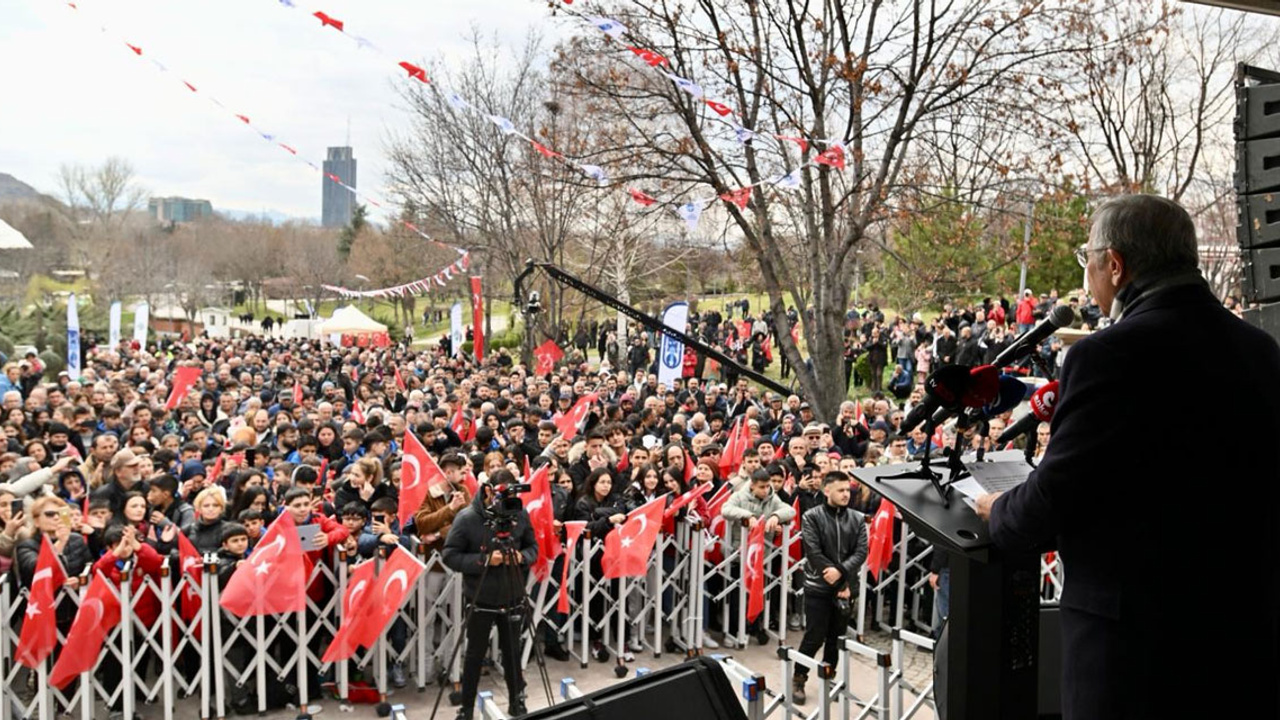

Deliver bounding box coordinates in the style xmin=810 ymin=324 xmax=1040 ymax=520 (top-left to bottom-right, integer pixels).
xmin=975 ymin=195 xmax=1280 ymax=719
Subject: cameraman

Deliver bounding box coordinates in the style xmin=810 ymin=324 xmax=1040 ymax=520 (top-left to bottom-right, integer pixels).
xmin=442 ymin=469 xmax=538 ymax=720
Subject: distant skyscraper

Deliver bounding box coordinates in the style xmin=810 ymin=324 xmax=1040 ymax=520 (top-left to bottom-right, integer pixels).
xmin=322 ymin=146 xmax=357 ymax=228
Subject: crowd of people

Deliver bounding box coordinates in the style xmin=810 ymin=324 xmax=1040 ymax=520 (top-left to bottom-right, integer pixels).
xmin=0 ymin=286 xmax=1104 ymax=716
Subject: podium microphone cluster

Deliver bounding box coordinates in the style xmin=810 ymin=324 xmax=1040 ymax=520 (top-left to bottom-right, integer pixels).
xmin=997 ymin=380 xmax=1059 ymax=445
xmin=991 ymin=304 xmax=1076 ymax=370
xmin=904 ymin=364 xmax=1002 ymax=432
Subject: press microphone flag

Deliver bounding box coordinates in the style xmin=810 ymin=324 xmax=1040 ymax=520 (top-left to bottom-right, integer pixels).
xmin=997 ymin=380 xmax=1060 ymax=445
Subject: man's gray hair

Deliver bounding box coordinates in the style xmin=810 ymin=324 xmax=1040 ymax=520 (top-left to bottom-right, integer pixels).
xmin=1091 ymin=194 xmax=1199 ymax=280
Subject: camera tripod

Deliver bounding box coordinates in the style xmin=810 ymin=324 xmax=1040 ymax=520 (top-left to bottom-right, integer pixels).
xmin=428 ymin=538 xmax=554 ymax=720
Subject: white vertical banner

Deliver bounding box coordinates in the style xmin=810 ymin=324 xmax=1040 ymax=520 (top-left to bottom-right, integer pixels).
xmin=65 ymin=294 xmax=81 ymax=380
xmin=450 ymin=303 xmax=464 ymax=357
xmin=108 ymin=301 xmax=122 ymax=348
xmin=658 ymin=301 xmax=689 ymax=389
xmin=133 ymin=302 xmax=149 ymax=346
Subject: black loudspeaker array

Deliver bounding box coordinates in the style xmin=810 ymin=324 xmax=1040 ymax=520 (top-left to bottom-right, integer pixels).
xmin=1235 ymin=64 xmax=1280 ymax=306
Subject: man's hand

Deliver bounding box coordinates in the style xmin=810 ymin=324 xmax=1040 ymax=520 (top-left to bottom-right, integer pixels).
xmin=160 ymin=523 xmax=177 ymax=544
xmin=449 ymin=492 xmax=468 ymax=511
xmin=609 ymin=513 xmax=626 ymax=525
xmin=765 ymin=515 xmax=780 ymax=534
xmin=928 ymin=572 xmax=940 ymax=590
xmin=422 ymin=532 xmax=441 ymax=544
xmin=974 ymin=492 xmax=1003 ymax=522
xmin=746 ymin=517 xmax=759 ymax=529
xmin=822 ymin=566 xmax=842 ymax=585
xmin=52 ymin=456 xmax=75 ymax=473
xmin=837 ymin=587 xmax=851 ymax=600
xmin=312 ymin=531 xmax=329 ymax=550
xmin=488 ymin=550 xmax=506 ymax=566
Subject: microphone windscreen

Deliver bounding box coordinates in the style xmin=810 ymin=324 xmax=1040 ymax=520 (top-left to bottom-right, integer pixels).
xmin=376 ymin=702 xmax=392 ymax=718
xmin=1049 ymin=304 xmax=1076 ymax=328
xmin=925 ymin=364 xmax=972 ymax=408
xmin=982 ymin=375 xmax=1031 ymax=417
xmin=1030 ymin=380 xmax=1060 ymax=421
xmin=961 ymin=365 xmax=1000 ymax=408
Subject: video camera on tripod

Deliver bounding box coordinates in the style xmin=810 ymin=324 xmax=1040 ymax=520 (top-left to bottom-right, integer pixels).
xmin=483 ymin=481 xmax=531 ymax=534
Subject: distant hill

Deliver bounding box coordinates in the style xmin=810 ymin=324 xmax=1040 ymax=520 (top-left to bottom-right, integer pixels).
xmin=219 ymin=208 xmax=320 ymax=226
xmin=0 ymin=173 xmax=42 ymax=203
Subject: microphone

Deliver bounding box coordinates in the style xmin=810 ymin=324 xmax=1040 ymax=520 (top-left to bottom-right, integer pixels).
xmin=981 ymin=375 xmax=1033 ymax=418
xmin=960 ymin=365 xmax=1000 ymax=408
xmin=996 ymin=380 xmax=1059 ymax=445
xmin=903 ymin=364 xmax=971 ymax=432
xmin=992 ymin=305 xmax=1075 ymax=369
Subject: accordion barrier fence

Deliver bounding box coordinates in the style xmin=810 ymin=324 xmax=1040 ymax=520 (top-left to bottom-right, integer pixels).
xmin=0 ymin=512 xmax=1063 ymax=719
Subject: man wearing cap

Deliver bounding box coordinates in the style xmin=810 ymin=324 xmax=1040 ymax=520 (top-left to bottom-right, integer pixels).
xmin=101 ymin=448 xmax=146 ymax=515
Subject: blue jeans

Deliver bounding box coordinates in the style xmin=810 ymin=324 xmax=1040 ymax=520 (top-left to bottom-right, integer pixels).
xmin=932 ymin=567 xmax=950 ymax=639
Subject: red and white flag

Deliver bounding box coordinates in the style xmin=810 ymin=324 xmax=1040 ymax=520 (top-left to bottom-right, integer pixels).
xmin=533 ymin=339 xmax=564 ymax=377
xmin=351 ymin=399 xmax=366 ymax=425
xmin=449 ymin=402 xmax=474 ymax=442
xmin=15 ymin=535 xmax=67 ymax=668
xmin=176 ymin=529 xmax=204 ymax=638
xmin=293 ymin=379 xmax=304 ymax=406
xmin=558 ymin=521 xmax=587 ymax=614
xmin=165 ymin=365 xmax=202 ymax=410
xmin=628 ymin=188 xmax=657 ymax=206
xmin=866 ymin=498 xmax=895 ymax=581
xmin=321 ymin=560 xmax=379 ymax=663
xmin=554 ymin=392 xmax=598 ymax=442
xmin=49 ymin=572 xmax=121 ymax=688
xmin=602 ymin=497 xmax=665 ymax=579
xmin=518 ymin=464 xmax=561 ymax=581
xmin=664 ymin=480 xmax=712 ymax=519
xmin=470 ymin=276 xmax=485 ymax=363
xmin=350 ymin=547 xmax=426 ymax=649
xmin=393 ymin=365 xmax=407 ymax=392
xmin=220 ymin=512 xmax=308 ymax=617
xmin=399 ymin=430 xmax=446 ymax=529
xmin=744 ymin=521 xmax=766 ymax=622
xmin=814 ymin=144 xmax=846 ymax=170
xmin=719 ymin=416 xmax=749 ymax=477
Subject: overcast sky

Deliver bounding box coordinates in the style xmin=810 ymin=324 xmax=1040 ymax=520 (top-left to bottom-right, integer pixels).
xmin=0 ymin=0 xmax=566 ymax=220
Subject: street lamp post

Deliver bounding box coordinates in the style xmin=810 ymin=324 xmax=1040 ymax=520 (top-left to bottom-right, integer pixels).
xmin=1018 ymin=200 xmax=1033 ymax=298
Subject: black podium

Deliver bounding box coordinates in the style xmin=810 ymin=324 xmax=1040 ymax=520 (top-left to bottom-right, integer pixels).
xmin=852 ymin=463 xmax=1041 ymax=720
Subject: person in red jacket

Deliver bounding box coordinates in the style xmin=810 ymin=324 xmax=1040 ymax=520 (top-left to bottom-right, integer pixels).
xmin=1015 ymin=289 xmax=1037 ymax=333
xmin=93 ymin=524 xmax=164 ymax=717
xmin=280 ymin=487 xmax=349 ymax=564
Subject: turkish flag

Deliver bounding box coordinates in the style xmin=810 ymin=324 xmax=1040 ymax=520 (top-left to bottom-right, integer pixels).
xmin=664 ymin=480 xmax=712 ymax=519
xmin=470 ymin=276 xmax=485 ymax=363
xmin=176 ymin=529 xmax=204 ymax=639
xmin=855 ymin=400 xmax=867 ymax=428
xmin=719 ymin=416 xmax=748 ymax=477
xmin=165 ymin=366 xmax=202 ymax=410
xmin=628 ymin=188 xmax=657 ymax=206
xmin=775 ymin=134 xmax=809 ymax=153
xmin=554 ymin=392 xmax=598 ymax=442
xmin=683 ymin=452 xmax=695 ymax=483
xmin=814 ymin=144 xmax=846 ymax=170
xmin=293 ymin=379 xmax=304 ymax=406
xmin=449 ymin=402 xmax=473 ymax=441
xmin=720 ymin=187 xmax=752 ymax=210
xmin=220 ymin=512 xmax=307 ymax=617
xmin=393 ymin=365 xmax=407 ymax=392
xmin=866 ymin=498 xmax=895 ymax=581
xmin=398 ymin=61 xmax=428 ymax=83
xmin=532 ymin=142 xmax=561 ymax=159
xmin=704 ymin=99 xmax=734 ymax=116
xmin=534 ymin=339 xmax=564 ymax=377
xmin=626 ymin=46 xmax=669 ymax=67
xmin=349 ymin=547 xmax=426 ymax=649
xmin=518 ymin=464 xmax=560 ymax=581
xmin=744 ymin=522 xmax=766 ymax=622
xmin=399 ymin=430 xmax=445 ymax=529
xmin=15 ymin=535 xmax=66 ymax=668
xmin=462 ymin=470 xmax=480 ymax=498
xmin=602 ymin=497 xmax=665 ymax=579
xmin=703 ymin=483 xmax=734 ymax=563
xmin=558 ymin=522 xmax=587 ymax=614
xmin=321 ymin=560 xmax=378 ymax=663
xmin=351 ymin=399 xmax=366 ymax=425
xmin=313 ymin=11 xmax=344 ymax=30
xmin=771 ymin=497 xmax=804 ymax=562
xmin=49 ymin=572 xmax=121 ymax=688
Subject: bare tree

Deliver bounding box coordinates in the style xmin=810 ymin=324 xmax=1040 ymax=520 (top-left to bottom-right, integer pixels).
xmin=555 ymin=0 xmax=1078 ymax=419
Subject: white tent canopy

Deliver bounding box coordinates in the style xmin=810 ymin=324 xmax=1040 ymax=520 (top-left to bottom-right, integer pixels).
xmin=317 ymin=305 xmax=387 ymax=335
xmin=0 ymin=219 xmax=33 ymax=250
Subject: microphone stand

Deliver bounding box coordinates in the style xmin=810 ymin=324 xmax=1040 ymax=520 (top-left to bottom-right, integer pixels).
xmin=876 ymin=419 xmax=955 ymax=508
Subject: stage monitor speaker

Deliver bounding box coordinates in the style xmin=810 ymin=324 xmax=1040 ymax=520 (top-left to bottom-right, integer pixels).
xmin=520 ymin=657 xmax=747 ymax=720
xmin=935 ymin=605 xmax=1065 ymax=720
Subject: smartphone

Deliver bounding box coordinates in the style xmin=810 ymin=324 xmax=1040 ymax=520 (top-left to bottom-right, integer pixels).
xmin=10 ymin=500 xmax=22 ymax=517
xmin=58 ymin=507 xmax=72 ymax=527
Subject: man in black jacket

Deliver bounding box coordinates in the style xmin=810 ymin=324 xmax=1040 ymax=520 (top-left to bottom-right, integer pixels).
xmin=442 ymin=469 xmax=538 ymax=720
xmin=977 ymin=195 xmax=1280 ymax=720
xmin=793 ymin=470 xmax=868 ymax=704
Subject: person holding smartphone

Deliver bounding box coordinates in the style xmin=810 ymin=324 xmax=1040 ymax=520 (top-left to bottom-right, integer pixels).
xmin=0 ymin=488 xmax=23 ymax=575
